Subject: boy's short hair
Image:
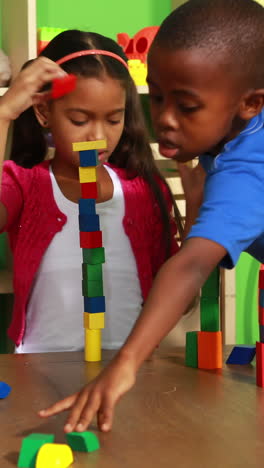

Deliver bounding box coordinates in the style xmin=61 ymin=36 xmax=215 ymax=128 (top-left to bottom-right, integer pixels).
xmin=153 ymin=0 xmax=264 ymax=88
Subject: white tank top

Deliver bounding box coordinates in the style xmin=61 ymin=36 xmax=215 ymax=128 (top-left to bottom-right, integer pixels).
xmin=16 ymin=165 xmax=143 ymax=353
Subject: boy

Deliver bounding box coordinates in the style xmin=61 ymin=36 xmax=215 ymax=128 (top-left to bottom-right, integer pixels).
xmin=39 ymin=0 xmax=264 ymax=432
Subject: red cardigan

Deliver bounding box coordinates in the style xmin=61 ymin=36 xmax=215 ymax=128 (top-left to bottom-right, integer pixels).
xmin=0 ymin=160 xmax=179 ymax=345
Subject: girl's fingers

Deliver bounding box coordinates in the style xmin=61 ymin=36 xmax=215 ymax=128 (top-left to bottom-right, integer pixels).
xmin=97 ymin=396 xmax=115 ymax=432
xmin=38 ymin=392 xmax=79 ymax=417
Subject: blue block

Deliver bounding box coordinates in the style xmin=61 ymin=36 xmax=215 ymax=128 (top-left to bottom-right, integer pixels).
xmin=226 ymin=346 xmax=256 ymax=365
xmin=79 ymin=150 xmax=98 ymax=167
xmin=78 ymin=199 xmax=96 ymax=215
xmin=79 ymin=214 xmax=100 ymax=232
xmin=260 ymin=289 xmax=264 ymax=307
xmin=84 ymin=296 xmax=106 ymax=313
xmin=0 ymin=381 xmax=11 ymax=399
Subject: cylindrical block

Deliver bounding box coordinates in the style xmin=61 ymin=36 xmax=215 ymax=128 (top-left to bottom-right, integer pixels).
xmin=84 ymin=328 xmax=101 ymax=362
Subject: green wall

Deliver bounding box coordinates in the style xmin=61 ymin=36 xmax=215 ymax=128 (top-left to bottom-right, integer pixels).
xmin=37 ymin=0 xmax=171 ymax=40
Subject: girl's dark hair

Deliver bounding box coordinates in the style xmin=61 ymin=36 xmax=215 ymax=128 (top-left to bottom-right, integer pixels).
xmin=10 ymin=30 xmax=183 ymax=251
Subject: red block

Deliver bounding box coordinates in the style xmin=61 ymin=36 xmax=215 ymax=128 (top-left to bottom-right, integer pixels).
xmin=198 ymin=331 xmax=222 ymax=369
xmin=259 ymin=306 xmax=264 ymax=325
xmin=51 ymin=74 xmax=77 ymax=99
xmin=81 ymin=182 xmax=98 ymax=199
xmin=256 ymin=341 xmax=264 ymax=387
xmin=80 ymin=231 xmax=102 ymax=248
xmin=259 ymin=267 xmax=264 ymax=289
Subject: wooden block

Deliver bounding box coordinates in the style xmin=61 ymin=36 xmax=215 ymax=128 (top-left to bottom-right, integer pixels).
xmin=81 ymin=182 xmax=98 ymax=199
xmin=256 ymin=341 xmax=264 ymax=387
xmin=82 ymin=279 xmax=104 ymax=297
xmin=36 ymin=443 xmax=73 ymax=468
xmin=198 ymin=331 xmax=222 ymax=369
xmin=259 ymin=266 xmax=264 ymax=289
xmin=200 ymin=297 xmax=219 ymax=332
xmin=79 ymin=214 xmax=100 ymax=232
xmin=78 ymin=199 xmax=96 ymax=215
xmin=79 ymin=167 xmax=97 ymax=183
xmin=80 ymin=231 xmax=102 ymax=249
xmin=66 ymin=431 xmax=100 ymax=452
xmin=83 ymin=312 xmax=105 ymax=329
xmin=84 ymin=296 xmax=106 ymax=313
xmin=18 ymin=434 xmax=55 ymax=468
xmin=185 ymin=331 xmax=198 ymax=368
xmin=73 ymin=140 xmax=107 ymax=151
xmin=85 ymin=328 xmax=101 ymax=362
xmin=82 ymin=263 xmax=103 ymax=282
xmin=201 ymin=268 xmax=219 ymax=298
xmin=82 ymin=247 xmax=105 ymax=265
xmin=258 ymin=305 xmax=264 ymax=325
xmin=79 ymin=149 xmax=98 ymax=167
xmin=226 ymin=345 xmax=256 ymax=364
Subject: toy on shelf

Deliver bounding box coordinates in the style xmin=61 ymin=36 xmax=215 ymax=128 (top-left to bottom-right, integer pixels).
xmin=37 ymin=27 xmax=66 ymax=54
xmin=185 ymin=267 xmax=223 ymax=370
xmin=72 ymin=140 xmax=107 ymax=362
xmin=117 ymin=26 xmax=159 ymax=87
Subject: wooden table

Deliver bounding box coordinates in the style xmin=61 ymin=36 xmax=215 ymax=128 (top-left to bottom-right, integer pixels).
xmin=0 ymin=347 xmax=264 ymax=468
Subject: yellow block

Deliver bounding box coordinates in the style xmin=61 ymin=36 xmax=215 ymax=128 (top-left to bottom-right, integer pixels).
xmin=36 ymin=443 xmax=73 ymax=468
xmin=83 ymin=312 xmax=105 ymax=329
xmin=85 ymin=328 xmax=101 ymax=362
xmin=72 ymin=140 xmax=107 ymax=151
xmin=79 ymin=166 xmax=97 ymax=183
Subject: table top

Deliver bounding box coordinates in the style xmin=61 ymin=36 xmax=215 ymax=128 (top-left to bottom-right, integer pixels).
xmin=0 ymin=347 xmax=263 ymax=468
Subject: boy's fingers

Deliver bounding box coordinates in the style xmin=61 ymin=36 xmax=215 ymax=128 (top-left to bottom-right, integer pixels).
xmin=64 ymin=389 xmax=100 ymax=433
xmin=38 ymin=393 xmax=79 ymax=417
xmin=97 ymin=397 xmax=115 ymax=432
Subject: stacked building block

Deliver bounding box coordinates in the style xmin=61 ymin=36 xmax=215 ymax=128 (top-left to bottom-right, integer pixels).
xmin=185 ymin=268 xmax=223 ymax=369
xmin=256 ymin=264 xmax=264 ymax=386
xmin=72 ymin=140 xmax=107 ymax=362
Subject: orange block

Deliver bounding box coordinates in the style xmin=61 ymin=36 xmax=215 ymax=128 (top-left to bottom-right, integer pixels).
xmin=256 ymin=341 xmax=264 ymax=387
xmin=198 ymin=331 xmax=222 ymax=369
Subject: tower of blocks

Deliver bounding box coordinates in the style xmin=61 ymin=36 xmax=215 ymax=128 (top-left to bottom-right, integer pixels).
xmin=72 ymin=139 xmax=107 ymax=362
xmin=185 ymin=268 xmax=223 ymax=369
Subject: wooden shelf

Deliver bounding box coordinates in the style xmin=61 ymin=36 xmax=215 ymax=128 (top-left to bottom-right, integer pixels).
xmin=0 ymin=270 xmax=13 ymax=294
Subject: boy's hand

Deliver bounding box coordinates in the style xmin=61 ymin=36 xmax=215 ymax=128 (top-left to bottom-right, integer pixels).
xmin=38 ymin=353 xmax=137 ymax=432
xmin=0 ymin=57 xmax=67 ymax=122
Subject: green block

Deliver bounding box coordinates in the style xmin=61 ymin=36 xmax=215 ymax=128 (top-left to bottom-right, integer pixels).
xmin=66 ymin=431 xmax=100 ymax=452
xmin=200 ymin=297 xmax=219 ymax=332
xmin=202 ymin=268 xmax=219 ymax=298
xmin=82 ymin=279 xmax=104 ymax=297
xmin=82 ymin=263 xmax=103 ymax=282
xmin=18 ymin=433 xmax=54 ymax=468
xmin=185 ymin=331 xmax=198 ymax=367
xmin=82 ymin=247 xmax=105 ymax=265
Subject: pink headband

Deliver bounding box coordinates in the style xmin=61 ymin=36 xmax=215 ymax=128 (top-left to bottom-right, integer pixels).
xmin=56 ymin=49 xmax=128 ymax=69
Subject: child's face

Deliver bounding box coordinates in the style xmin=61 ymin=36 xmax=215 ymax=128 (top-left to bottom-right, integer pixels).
xmin=48 ymin=74 xmax=126 ymax=169
xmin=147 ymin=45 xmax=247 ymax=161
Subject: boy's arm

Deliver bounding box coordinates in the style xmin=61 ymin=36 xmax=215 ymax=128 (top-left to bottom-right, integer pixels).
xmin=39 ymin=236 xmax=226 ymax=432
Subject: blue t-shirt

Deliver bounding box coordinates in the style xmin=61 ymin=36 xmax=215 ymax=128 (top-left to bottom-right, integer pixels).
xmin=187 ymin=110 xmax=264 ymax=269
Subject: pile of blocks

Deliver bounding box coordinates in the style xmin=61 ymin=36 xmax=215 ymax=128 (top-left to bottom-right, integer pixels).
xmin=72 ymin=140 xmax=107 ymax=362
xmin=185 ymin=268 xmax=223 ymax=369
xmin=18 ymin=431 xmax=100 ymax=468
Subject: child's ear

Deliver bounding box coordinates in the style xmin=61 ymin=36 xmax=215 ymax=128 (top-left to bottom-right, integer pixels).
xmin=239 ymin=89 xmax=264 ymax=120
xmin=32 ymin=94 xmax=51 ymax=128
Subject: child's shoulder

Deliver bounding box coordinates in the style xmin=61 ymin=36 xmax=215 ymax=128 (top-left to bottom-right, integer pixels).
xmin=3 ymin=159 xmax=50 ymax=180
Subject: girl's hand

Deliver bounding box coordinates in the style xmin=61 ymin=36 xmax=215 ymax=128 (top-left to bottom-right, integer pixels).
xmin=0 ymin=57 xmax=66 ymax=122
xmin=38 ymin=353 xmax=137 ymax=433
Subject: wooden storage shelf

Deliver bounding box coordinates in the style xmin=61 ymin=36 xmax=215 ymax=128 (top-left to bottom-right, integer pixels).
xmin=0 ymin=270 xmax=13 ymax=294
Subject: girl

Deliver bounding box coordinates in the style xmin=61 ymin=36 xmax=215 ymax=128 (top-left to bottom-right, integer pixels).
xmin=0 ymin=30 xmax=183 ymax=353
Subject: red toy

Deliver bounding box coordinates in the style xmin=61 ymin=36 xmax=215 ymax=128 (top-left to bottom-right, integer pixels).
xmin=51 ymin=74 xmax=77 ymax=99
